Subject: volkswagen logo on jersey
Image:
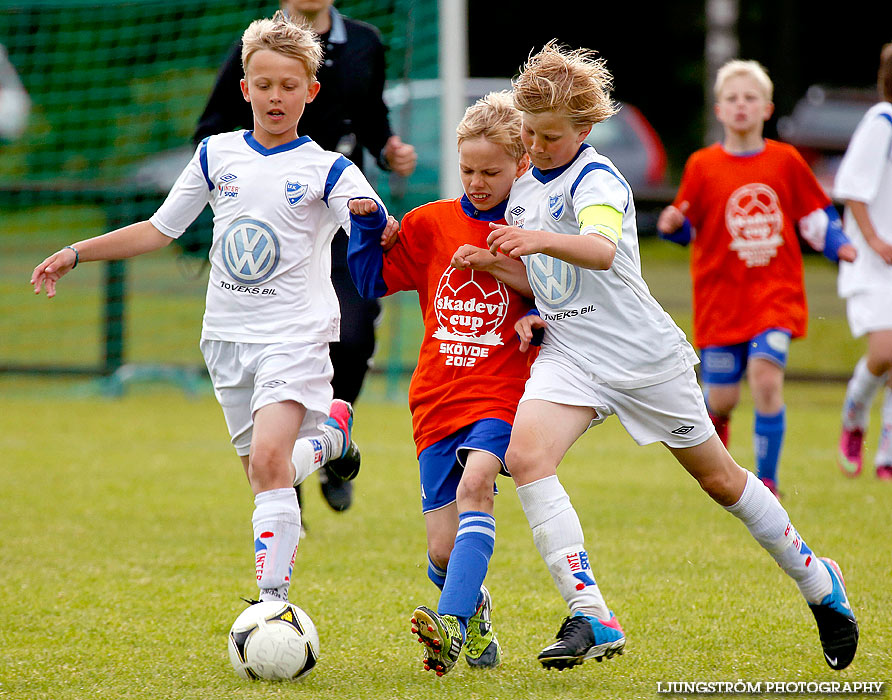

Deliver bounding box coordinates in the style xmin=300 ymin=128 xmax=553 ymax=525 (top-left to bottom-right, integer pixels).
xmin=549 ymin=193 xmax=565 ymax=221
xmin=286 ymin=179 xmax=308 ymax=207
xmin=527 ymin=252 xmax=580 ymax=308
xmin=222 ymin=218 xmax=280 ymax=285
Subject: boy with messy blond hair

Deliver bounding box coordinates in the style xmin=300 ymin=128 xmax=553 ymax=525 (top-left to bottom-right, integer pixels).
xmin=348 ymin=90 xmax=534 ymax=676
xmin=480 ymin=41 xmax=857 ymax=671
xmin=32 ymin=11 xmax=387 ymax=608
xmin=657 ymin=59 xmax=855 ymax=497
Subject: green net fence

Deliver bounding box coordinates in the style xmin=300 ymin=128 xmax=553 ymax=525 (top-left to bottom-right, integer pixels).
xmin=0 ymin=0 xmax=436 ymax=395
xmin=0 ymin=1 xmax=860 ymax=396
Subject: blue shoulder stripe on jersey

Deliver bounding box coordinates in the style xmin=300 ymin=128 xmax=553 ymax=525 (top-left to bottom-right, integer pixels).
xmin=199 ymin=137 xmax=213 ymax=191
xmin=322 ymin=155 xmax=354 ymax=206
xmin=570 ymin=162 xmax=631 ymax=213
xmin=879 ymin=112 xmax=892 ymax=127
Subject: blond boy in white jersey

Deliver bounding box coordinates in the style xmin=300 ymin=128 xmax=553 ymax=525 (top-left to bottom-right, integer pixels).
xmin=478 ymin=41 xmax=857 ymax=671
xmin=30 ymin=12 xmax=387 ymax=606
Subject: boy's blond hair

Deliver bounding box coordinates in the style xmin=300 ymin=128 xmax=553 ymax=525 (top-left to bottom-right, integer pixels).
xmin=456 ymin=90 xmax=526 ymax=161
xmin=241 ymin=10 xmax=322 ymax=79
xmin=512 ymin=40 xmax=618 ymax=127
xmin=714 ymin=59 xmax=774 ymax=101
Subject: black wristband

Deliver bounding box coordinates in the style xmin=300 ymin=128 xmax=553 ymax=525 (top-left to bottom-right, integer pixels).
xmin=63 ymin=245 xmax=79 ymax=268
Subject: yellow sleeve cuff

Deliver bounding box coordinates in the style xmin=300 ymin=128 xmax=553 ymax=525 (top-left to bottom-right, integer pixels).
xmin=579 ymin=204 xmax=622 ymax=245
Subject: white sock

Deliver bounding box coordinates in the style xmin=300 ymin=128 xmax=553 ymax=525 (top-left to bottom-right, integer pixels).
xmin=252 ymin=487 xmax=301 ymax=602
xmin=292 ymin=438 xmax=324 ymax=486
xmin=877 ymin=387 xmax=892 ymax=466
xmin=290 ymin=424 xmax=344 ymax=486
xmin=842 ymin=357 xmax=885 ymax=430
xmin=724 ymin=471 xmax=831 ymax=603
xmin=516 ymin=475 xmax=609 ymax=619
xmin=320 ymin=421 xmax=345 ymax=460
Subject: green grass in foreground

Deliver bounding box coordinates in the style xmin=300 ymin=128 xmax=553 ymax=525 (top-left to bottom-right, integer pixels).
xmin=0 ymin=377 xmax=890 ymax=700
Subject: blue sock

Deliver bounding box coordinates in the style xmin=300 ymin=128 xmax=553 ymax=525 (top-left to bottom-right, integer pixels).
xmin=754 ymin=407 xmax=785 ymax=484
xmin=427 ymin=552 xmax=447 ymax=591
xmin=437 ymin=511 xmax=495 ymax=634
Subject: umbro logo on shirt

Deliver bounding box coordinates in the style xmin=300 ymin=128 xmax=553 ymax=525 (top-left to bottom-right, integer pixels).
xmin=671 ymin=425 xmax=695 ymax=435
xmin=510 ymin=205 xmax=525 ymax=217
xmin=218 ymin=172 xmax=239 ymax=198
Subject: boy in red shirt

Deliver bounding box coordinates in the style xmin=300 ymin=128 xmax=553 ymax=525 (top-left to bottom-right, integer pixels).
xmin=348 ymin=91 xmax=535 ymax=675
xmin=658 ymin=59 xmax=855 ymax=496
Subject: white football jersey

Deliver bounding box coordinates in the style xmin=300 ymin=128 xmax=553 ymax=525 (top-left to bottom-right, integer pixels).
xmin=150 ymin=131 xmax=384 ymax=343
xmin=508 ymin=144 xmax=698 ymax=388
xmin=834 ymin=102 xmax=892 ymax=298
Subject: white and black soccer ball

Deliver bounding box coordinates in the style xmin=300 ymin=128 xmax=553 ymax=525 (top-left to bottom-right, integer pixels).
xmin=228 ymin=601 xmax=320 ymax=681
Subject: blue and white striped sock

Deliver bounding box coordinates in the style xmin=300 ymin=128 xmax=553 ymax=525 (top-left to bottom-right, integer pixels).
xmin=755 ymin=407 xmax=785 ymax=484
xmin=427 ymin=552 xmax=447 ymax=591
xmin=437 ymin=511 xmax=495 ymax=631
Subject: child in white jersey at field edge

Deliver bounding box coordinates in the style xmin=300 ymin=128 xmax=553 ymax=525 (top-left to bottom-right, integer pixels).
xmin=479 ymin=41 xmax=858 ymax=671
xmin=30 ymin=12 xmax=385 ymax=607
xmin=835 ymin=43 xmax=892 ymax=480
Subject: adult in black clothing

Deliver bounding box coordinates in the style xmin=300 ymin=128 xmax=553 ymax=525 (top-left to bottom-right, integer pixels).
xmin=195 ymin=0 xmax=416 ymax=517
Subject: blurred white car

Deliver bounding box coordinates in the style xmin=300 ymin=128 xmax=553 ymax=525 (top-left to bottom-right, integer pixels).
xmin=375 ymin=77 xmax=667 ymax=208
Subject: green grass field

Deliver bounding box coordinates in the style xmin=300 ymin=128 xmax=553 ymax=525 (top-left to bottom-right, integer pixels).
xmin=1 ymin=376 xmax=889 ymax=700
xmin=0 ymin=204 xmax=868 ymax=380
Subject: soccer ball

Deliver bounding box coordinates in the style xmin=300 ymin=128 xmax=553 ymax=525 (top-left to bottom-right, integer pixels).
xmin=228 ymin=601 xmax=320 ymax=681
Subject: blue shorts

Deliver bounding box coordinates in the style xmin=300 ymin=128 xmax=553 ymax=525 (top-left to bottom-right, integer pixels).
xmin=699 ymin=328 xmax=792 ymax=386
xmin=418 ymin=418 xmax=511 ymax=513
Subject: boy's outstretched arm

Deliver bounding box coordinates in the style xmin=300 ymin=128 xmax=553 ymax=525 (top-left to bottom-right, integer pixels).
xmin=31 ymin=221 xmax=172 ymax=298
xmin=451 ymin=244 xmax=534 ymax=298
xmin=657 ymin=201 xmax=693 ymax=245
xmin=347 ymin=197 xmax=390 ymax=299
xmin=487 ymin=222 xmax=616 ymax=270
xmin=515 ymin=309 xmax=546 ymax=352
xmin=798 ymin=204 xmax=857 ymax=263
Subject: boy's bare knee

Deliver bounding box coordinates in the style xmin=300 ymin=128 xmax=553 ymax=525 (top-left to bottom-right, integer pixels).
xmin=504 ymin=444 xmax=533 ymax=477
xmin=427 ymin=538 xmax=452 ymax=568
xmin=456 ymin=472 xmax=494 ymax=506
xmin=696 ymin=465 xmax=745 ymax=506
xmin=706 ymin=388 xmax=739 ymax=415
xmin=248 ymin=442 xmax=294 ymax=488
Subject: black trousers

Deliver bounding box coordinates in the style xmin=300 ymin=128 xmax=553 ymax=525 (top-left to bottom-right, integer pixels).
xmin=328 ymin=229 xmax=380 ymax=404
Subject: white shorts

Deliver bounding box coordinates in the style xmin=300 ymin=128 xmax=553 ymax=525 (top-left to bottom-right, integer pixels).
xmin=200 ymin=339 xmax=333 ymax=456
xmin=846 ymin=292 xmax=892 ymax=338
xmin=521 ymin=353 xmax=714 ymax=448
